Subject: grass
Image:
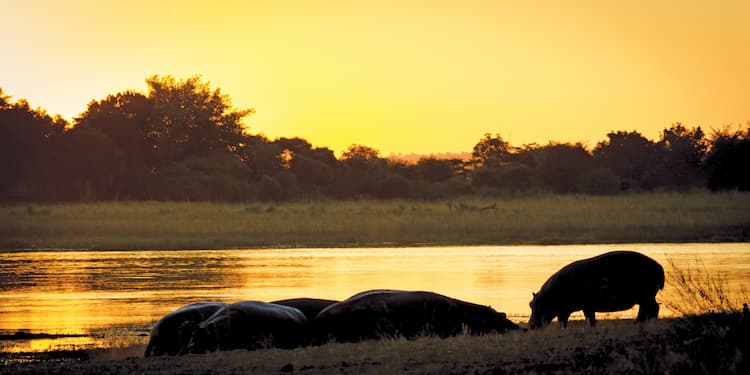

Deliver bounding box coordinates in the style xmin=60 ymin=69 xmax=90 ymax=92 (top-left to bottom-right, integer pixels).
xmin=2 ymin=315 xmax=748 ymax=374
xmin=664 ymin=256 xmax=749 ymax=316
xmin=2 ymin=191 xmax=750 ymax=250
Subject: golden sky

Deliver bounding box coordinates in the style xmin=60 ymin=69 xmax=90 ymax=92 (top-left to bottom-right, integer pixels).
xmin=2 ymin=0 xmax=748 ymax=155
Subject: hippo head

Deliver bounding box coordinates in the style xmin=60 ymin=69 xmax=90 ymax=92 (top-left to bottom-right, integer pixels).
xmin=528 ymin=292 xmax=553 ymax=329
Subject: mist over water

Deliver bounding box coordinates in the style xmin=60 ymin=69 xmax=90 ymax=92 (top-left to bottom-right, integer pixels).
xmin=1 ymin=243 xmax=749 ymax=352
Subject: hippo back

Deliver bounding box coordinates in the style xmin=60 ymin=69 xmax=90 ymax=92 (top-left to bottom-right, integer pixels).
xmin=188 ymin=300 xmax=307 ymax=353
xmin=530 ymin=251 xmax=664 ymax=328
xmin=271 ymin=298 xmax=338 ymax=321
xmin=145 ymin=301 xmax=226 ymax=357
xmin=313 ymin=290 xmax=517 ymax=343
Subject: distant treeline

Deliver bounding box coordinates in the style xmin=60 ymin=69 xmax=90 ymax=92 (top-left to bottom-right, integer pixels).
xmin=2 ymin=76 xmax=749 ymax=202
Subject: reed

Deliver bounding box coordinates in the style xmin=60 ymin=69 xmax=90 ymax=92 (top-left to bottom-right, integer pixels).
xmin=663 ymin=256 xmax=749 ymax=315
xmin=2 ymin=191 xmax=749 ymax=250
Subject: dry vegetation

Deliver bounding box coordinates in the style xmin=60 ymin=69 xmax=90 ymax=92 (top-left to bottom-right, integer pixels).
xmin=2 ymin=315 xmax=748 ymax=374
xmin=664 ymin=256 xmax=749 ymax=316
xmin=3 ymin=191 xmax=750 ymax=250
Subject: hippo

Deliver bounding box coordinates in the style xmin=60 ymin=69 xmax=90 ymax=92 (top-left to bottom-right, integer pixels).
xmin=312 ymin=289 xmax=518 ymax=343
xmin=528 ymin=251 xmax=664 ymax=329
xmin=270 ymin=298 xmax=339 ymax=321
xmin=187 ymin=300 xmax=308 ymax=353
xmin=144 ymin=301 xmax=226 ymax=357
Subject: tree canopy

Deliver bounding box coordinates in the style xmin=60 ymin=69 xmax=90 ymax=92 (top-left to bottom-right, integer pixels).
xmin=1 ymin=76 xmax=748 ymax=202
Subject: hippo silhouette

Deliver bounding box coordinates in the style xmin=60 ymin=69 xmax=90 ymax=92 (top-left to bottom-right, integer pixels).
xmin=187 ymin=300 xmax=308 ymax=353
xmin=270 ymin=298 xmax=338 ymax=320
xmin=529 ymin=251 xmax=664 ymax=329
xmin=144 ymin=301 xmax=225 ymax=357
xmin=313 ymin=289 xmax=518 ymax=343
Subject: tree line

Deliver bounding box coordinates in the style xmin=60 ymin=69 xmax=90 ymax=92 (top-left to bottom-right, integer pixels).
xmin=1 ymin=75 xmax=748 ymax=202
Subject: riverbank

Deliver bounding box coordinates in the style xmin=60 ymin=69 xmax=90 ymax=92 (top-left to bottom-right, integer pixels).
xmin=3 ymin=192 xmax=750 ymax=250
xmin=2 ymin=313 xmax=747 ymax=374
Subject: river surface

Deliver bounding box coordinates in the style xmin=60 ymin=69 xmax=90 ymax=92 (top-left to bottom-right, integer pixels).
xmin=1 ymin=243 xmax=749 ymax=353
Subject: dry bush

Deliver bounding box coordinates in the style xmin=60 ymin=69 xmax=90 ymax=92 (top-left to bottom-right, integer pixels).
xmin=663 ymin=256 xmax=747 ymax=316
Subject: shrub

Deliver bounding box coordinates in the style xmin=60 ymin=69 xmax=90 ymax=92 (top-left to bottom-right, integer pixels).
xmin=663 ymin=256 xmax=748 ymax=315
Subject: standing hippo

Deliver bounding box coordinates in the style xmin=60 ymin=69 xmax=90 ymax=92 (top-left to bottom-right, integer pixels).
xmin=528 ymin=251 xmax=664 ymax=329
xmin=313 ymin=289 xmax=518 ymax=343
xmin=270 ymin=298 xmax=338 ymax=321
xmin=187 ymin=301 xmax=308 ymax=354
xmin=145 ymin=301 xmax=226 ymax=357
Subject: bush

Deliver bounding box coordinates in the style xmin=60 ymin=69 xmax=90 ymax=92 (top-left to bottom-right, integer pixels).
xmin=663 ymin=256 xmax=748 ymax=315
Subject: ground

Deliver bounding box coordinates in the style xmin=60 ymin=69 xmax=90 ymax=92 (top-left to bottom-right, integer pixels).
xmin=2 ymin=313 xmax=747 ymax=374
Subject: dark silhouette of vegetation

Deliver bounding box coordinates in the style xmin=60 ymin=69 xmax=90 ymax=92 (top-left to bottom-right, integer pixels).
xmin=1 ymin=77 xmax=748 ymax=202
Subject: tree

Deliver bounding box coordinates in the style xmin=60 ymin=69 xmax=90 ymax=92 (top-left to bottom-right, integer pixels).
xmin=656 ymin=123 xmax=708 ymax=188
xmin=593 ymin=130 xmax=656 ymax=190
xmin=0 ymin=97 xmax=67 ymax=200
xmin=414 ymin=158 xmax=456 ymax=183
xmin=341 ymin=144 xmax=380 ymax=160
xmin=471 ymin=133 xmax=511 ymax=169
xmin=704 ymin=126 xmax=750 ymax=191
xmin=145 ymin=75 xmax=254 ymax=167
xmin=535 ymin=142 xmax=594 ymax=193
xmin=72 ymin=91 xmax=153 ymax=198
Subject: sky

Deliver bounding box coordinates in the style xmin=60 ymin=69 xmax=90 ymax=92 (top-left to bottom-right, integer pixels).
xmin=2 ymin=0 xmax=748 ymax=156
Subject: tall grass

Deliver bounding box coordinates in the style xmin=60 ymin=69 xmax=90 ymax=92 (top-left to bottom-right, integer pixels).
xmin=663 ymin=256 xmax=748 ymax=316
xmin=2 ymin=191 xmax=749 ymax=250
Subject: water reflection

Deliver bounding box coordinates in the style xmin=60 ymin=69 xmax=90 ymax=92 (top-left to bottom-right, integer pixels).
xmin=1 ymin=244 xmax=749 ymax=353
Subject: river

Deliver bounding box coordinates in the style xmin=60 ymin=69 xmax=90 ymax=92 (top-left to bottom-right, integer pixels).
xmin=1 ymin=243 xmax=748 ymax=353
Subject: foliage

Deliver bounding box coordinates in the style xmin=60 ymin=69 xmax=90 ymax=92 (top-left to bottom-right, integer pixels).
xmin=471 ymin=133 xmax=511 ymax=169
xmin=704 ymin=125 xmax=750 ymax=191
xmin=1 ymin=78 xmax=748 ymax=202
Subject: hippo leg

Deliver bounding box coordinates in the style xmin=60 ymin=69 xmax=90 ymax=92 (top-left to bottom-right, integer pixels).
xmin=636 ymin=300 xmax=659 ymax=322
xmin=584 ymin=309 xmax=597 ymax=326
xmin=558 ymin=313 xmax=570 ymax=328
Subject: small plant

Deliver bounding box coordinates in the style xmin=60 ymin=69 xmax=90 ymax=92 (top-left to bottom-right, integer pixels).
xmin=663 ymin=255 xmax=747 ymax=316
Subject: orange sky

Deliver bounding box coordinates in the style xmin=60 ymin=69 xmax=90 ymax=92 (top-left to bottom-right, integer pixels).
xmin=1 ymin=0 xmax=748 ymax=155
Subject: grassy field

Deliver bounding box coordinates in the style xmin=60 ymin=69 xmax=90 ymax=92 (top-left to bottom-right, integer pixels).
xmin=2 ymin=314 xmax=748 ymax=374
xmin=2 ymin=191 xmax=750 ymax=250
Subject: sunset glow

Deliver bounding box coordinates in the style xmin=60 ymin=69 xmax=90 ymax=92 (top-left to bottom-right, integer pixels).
xmin=2 ymin=0 xmax=748 ymax=155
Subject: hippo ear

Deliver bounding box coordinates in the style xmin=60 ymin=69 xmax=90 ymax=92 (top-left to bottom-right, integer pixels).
xmin=532 ymin=292 xmax=537 ymax=298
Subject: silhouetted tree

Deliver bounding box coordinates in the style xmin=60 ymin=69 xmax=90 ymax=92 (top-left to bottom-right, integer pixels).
xmin=72 ymin=91 xmax=152 ymax=199
xmin=144 ymin=75 xmax=254 ymax=168
xmin=414 ymin=158 xmax=456 ymax=183
xmin=0 ymin=95 xmax=67 ymax=201
xmin=471 ymin=133 xmax=511 ymax=169
xmin=704 ymin=126 xmax=750 ymax=191
xmin=594 ymin=131 xmax=656 ymax=190
xmin=342 ymin=144 xmax=380 ymax=160
xmin=338 ymin=144 xmax=391 ymax=197
xmin=534 ymin=142 xmax=594 ymax=193
xmin=655 ymin=123 xmax=708 ymax=188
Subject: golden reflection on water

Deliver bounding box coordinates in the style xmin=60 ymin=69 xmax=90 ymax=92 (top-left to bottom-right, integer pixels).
xmin=1 ymin=244 xmax=749 ymax=352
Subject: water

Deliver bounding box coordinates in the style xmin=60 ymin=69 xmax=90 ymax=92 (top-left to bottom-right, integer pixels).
xmin=1 ymin=243 xmax=749 ymax=353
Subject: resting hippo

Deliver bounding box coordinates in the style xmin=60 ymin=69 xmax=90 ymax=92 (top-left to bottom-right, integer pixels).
xmin=271 ymin=298 xmax=338 ymax=321
xmin=313 ymin=289 xmax=518 ymax=343
xmin=187 ymin=301 xmax=308 ymax=353
xmin=144 ymin=301 xmax=225 ymax=357
xmin=529 ymin=251 xmax=664 ymax=329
